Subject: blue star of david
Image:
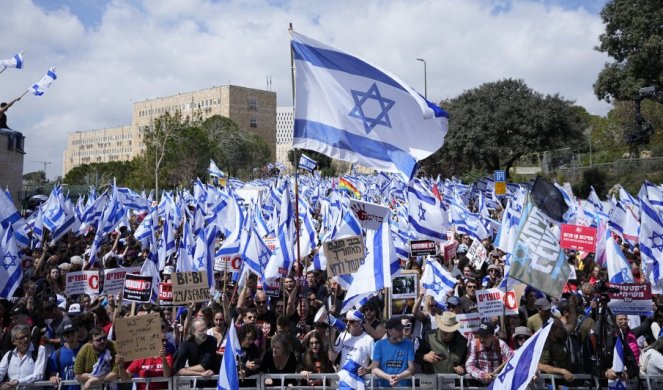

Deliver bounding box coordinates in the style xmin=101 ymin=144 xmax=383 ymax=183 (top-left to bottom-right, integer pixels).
xmin=418 ymin=204 xmax=427 ymax=221
xmin=348 ymin=83 xmax=395 ymax=134
xmin=497 ymin=362 xmax=514 ymax=382
xmin=431 ymin=281 xmax=442 ymax=293
xmin=156 ymin=238 xmax=164 ymax=249
xmin=258 ymin=250 xmax=270 ymax=268
xmin=47 ymin=208 xmax=58 ymax=219
xmin=197 ymin=255 xmax=205 ymax=268
xmin=2 ymin=253 xmax=17 ymax=270
xmin=649 ymin=231 xmax=663 ymax=251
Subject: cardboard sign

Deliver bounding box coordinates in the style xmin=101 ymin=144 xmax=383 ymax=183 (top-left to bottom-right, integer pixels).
xmin=608 ymin=283 xmax=653 ymax=316
xmin=476 ymin=288 xmax=519 ymax=318
xmin=456 ymin=313 xmax=482 ymax=338
xmin=171 ymin=271 xmax=210 ymax=305
xmin=122 ymin=274 xmax=153 ymax=303
xmin=560 ymin=224 xmax=597 ymax=252
xmin=324 ymin=236 xmax=365 ymax=277
xmin=466 ymin=239 xmax=487 ymax=271
xmin=159 ymin=282 xmax=172 ymax=306
xmin=410 ymin=240 xmax=438 ymax=257
xmin=114 ymin=313 xmax=162 ymax=361
xmin=103 ymin=267 xmax=141 ymax=296
xmin=65 ymin=271 xmax=100 ymax=296
xmin=214 ymin=254 xmax=242 ymax=273
xmin=349 ymin=199 xmax=390 ymax=230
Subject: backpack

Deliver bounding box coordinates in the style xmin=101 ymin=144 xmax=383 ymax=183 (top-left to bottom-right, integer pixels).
xmin=4 ymin=342 xmax=39 ymax=367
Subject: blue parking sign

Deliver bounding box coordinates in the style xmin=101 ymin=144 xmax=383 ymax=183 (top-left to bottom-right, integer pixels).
xmin=494 ymin=170 xmax=506 ymax=182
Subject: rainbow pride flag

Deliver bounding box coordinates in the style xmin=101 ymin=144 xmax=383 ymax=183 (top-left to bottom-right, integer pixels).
xmin=338 ymin=177 xmax=361 ymax=198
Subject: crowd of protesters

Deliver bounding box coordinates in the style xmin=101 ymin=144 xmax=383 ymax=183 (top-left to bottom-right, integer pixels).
xmin=0 ymin=207 xmax=662 ymax=389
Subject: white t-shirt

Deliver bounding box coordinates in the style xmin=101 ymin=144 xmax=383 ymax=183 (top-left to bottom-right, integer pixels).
xmin=333 ymin=331 xmax=374 ymax=368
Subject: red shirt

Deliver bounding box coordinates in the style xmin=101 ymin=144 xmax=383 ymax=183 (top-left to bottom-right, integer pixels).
xmin=126 ymin=355 xmax=174 ymax=390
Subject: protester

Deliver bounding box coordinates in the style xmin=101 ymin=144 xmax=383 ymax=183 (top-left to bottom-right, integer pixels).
xmin=298 ymin=331 xmax=335 ymax=386
xmin=73 ymin=327 xmax=119 ymax=390
xmin=329 ymin=310 xmax=373 ymax=387
xmin=538 ymin=319 xmax=576 ymax=383
xmin=0 ymin=324 xmax=47 ymax=386
xmin=173 ymin=318 xmax=217 ymax=377
xmin=370 ymin=318 xmax=415 ymax=387
xmin=465 ymin=323 xmax=512 ymax=384
xmin=47 ymin=323 xmax=81 ymax=390
xmin=118 ymin=329 xmax=173 ymax=390
xmin=261 ymin=333 xmax=298 ymax=386
xmin=416 ymin=312 xmax=467 ymax=374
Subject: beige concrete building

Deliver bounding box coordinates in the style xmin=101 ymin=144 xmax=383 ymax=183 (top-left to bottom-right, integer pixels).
xmin=63 ymin=85 xmax=276 ymax=176
xmin=276 ymin=106 xmax=294 ymax=171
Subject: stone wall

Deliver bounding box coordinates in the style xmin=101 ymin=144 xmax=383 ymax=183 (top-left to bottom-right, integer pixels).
xmin=0 ymin=132 xmax=24 ymax=208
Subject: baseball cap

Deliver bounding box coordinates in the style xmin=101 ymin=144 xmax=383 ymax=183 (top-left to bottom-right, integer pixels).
xmin=535 ymin=297 xmax=551 ymax=311
xmin=385 ymin=318 xmax=405 ymax=330
xmin=63 ymin=323 xmax=78 ymax=334
xmin=477 ymin=322 xmax=495 ymax=337
xmin=457 ymin=244 xmax=469 ymax=254
xmin=446 ymin=296 xmax=460 ymax=307
xmin=10 ymin=305 xmax=28 ymax=317
xmin=68 ymin=303 xmax=82 ymax=316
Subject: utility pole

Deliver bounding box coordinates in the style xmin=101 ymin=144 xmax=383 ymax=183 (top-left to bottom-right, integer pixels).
xmin=30 ymin=160 xmax=51 ymax=181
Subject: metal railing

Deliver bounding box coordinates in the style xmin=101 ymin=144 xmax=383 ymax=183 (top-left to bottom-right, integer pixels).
xmin=10 ymin=373 xmax=663 ymax=389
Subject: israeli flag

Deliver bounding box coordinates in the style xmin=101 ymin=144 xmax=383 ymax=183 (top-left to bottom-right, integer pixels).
xmin=298 ymin=154 xmax=318 ymax=172
xmin=42 ymin=186 xmax=66 ymax=233
xmin=488 ymin=320 xmax=553 ymax=390
xmin=217 ymin=321 xmax=240 ymax=390
xmin=341 ymin=218 xmax=394 ymax=313
xmin=0 ymin=52 xmax=23 ymax=69
xmin=0 ymin=226 xmax=22 ymax=298
xmin=291 ymin=31 xmax=448 ymax=181
xmin=420 ymin=257 xmax=456 ymax=306
xmin=240 ymin=224 xmax=272 ymax=278
xmin=608 ymin=337 xmax=626 ymax=389
xmin=31 ymin=67 xmax=57 ymax=96
xmin=640 ymin=195 xmax=663 ymax=286
xmin=606 ymin=231 xmax=634 ymax=284
xmin=407 ymin=180 xmax=449 ymax=241
xmin=208 ymin=159 xmax=225 ymax=178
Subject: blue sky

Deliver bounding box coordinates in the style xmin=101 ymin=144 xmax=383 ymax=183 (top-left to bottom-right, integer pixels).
xmin=3 ymin=0 xmax=613 ymax=178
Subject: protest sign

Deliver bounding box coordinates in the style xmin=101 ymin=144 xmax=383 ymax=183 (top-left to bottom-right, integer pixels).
xmin=443 ymin=241 xmax=458 ymax=261
xmin=122 ymin=274 xmax=153 ymax=303
xmin=103 ymin=267 xmax=141 ymax=296
xmin=171 ymin=271 xmax=210 ymax=305
xmin=349 ymin=199 xmax=390 ymax=230
xmin=409 ymin=240 xmax=438 ymax=257
xmin=392 ymin=273 xmax=418 ymax=300
xmin=114 ymin=313 xmax=162 ymax=361
xmin=159 ymin=282 xmax=172 ymax=306
xmin=390 ymin=298 xmax=415 ymax=317
xmin=264 ymin=237 xmax=277 ymax=252
xmin=324 ymin=236 xmax=365 ymax=277
xmin=466 ymin=239 xmax=487 ymax=271
xmin=608 ymin=283 xmax=653 ymax=316
xmin=456 ymin=313 xmax=482 ymax=338
xmin=65 ymin=271 xmax=99 ymax=296
xmin=560 ymin=224 xmax=597 ymax=252
xmin=476 ymin=288 xmax=519 ymax=318
xmin=262 ymin=279 xmax=280 ymax=298
xmin=214 ymin=254 xmax=242 ymax=273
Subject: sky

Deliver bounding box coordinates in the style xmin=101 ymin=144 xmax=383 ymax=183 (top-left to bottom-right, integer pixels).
xmin=1 ymin=0 xmax=612 ymax=179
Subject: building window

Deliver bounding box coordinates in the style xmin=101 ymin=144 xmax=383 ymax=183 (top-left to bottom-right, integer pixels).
xmin=250 ymin=118 xmax=257 ymax=128
xmin=248 ymin=98 xmax=257 ymax=111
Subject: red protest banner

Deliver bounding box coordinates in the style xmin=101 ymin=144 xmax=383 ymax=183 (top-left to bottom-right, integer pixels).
xmin=560 ymin=224 xmax=597 ymax=252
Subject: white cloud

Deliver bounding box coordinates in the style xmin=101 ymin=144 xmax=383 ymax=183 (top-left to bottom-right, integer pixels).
xmin=0 ymin=0 xmax=611 ymax=178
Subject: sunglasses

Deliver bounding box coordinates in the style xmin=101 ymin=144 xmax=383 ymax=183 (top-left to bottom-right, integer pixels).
xmin=516 ymin=335 xmax=529 ymax=341
xmin=466 ymin=285 xmax=477 ymax=289
xmin=255 ymin=301 xmax=267 ymax=305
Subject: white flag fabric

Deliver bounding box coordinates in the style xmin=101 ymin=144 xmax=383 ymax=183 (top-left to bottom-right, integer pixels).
xmin=208 ymin=159 xmax=225 ymax=178
xmin=640 ymin=194 xmax=663 ymax=286
xmin=608 ymin=337 xmax=626 ymax=389
xmin=407 ymin=180 xmax=449 ymax=241
xmin=488 ymin=320 xmax=553 ymax=390
xmin=0 ymin=226 xmax=22 ymax=298
xmin=31 ymin=67 xmax=57 ymax=96
xmin=420 ymin=257 xmax=456 ymax=305
xmin=606 ymin=231 xmax=634 ymax=284
xmin=291 ymin=31 xmax=448 ymax=181
xmin=0 ymin=52 xmax=23 ymax=69
xmin=298 ymin=154 xmax=318 ymax=172
xmin=217 ymin=321 xmax=240 ymax=390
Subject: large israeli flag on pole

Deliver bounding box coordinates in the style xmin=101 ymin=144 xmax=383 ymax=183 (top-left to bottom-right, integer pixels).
xmin=0 ymin=226 xmax=22 ymax=298
xmin=488 ymin=320 xmax=553 ymax=390
xmin=291 ymin=31 xmax=449 ymax=181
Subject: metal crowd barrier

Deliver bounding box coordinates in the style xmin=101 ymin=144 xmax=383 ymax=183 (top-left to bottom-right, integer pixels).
xmin=12 ymin=373 xmax=663 ymax=389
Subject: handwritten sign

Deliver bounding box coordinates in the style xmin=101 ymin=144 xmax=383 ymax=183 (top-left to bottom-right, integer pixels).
xmin=171 ymin=271 xmax=210 ymax=305
xmin=349 ymin=199 xmax=390 ymax=230
xmin=114 ymin=313 xmax=162 ymax=361
xmin=456 ymin=313 xmax=482 ymax=338
xmin=560 ymin=224 xmax=597 ymax=252
xmin=65 ymin=271 xmax=100 ymax=296
xmin=324 ymin=236 xmax=365 ymax=277
xmin=103 ymin=267 xmax=141 ymax=296
xmin=476 ymin=288 xmax=519 ymax=318
xmin=466 ymin=239 xmax=487 ymax=271
xmin=409 ymin=240 xmax=438 ymax=257
xmin=122 ymin=274 xmax=152 ymax=303
xmin=608 ymin=283 xmax=653 ymax=316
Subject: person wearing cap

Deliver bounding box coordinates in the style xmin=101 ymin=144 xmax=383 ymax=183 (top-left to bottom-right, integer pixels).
xmin=415 ymin=312 xmax=467 ymax=374
xmin=465 ymin=322 xmax=512 ymax=384
xmin=482 ymin=264 xmax=502 ymax=289
xmin=511 ymin=326 xmax=531 ymax=350
xmin=47 ymin=323 xmax=81 ymax=390
xmin=329 ymin=310 xmax=373 ymax=388
xmin=527 ymin=297 xmax=553 ymax=334
xmin=370 ymin=317 xmax=415 ymax=387
xmin=0 ymin=324 xmax=47 ymax=387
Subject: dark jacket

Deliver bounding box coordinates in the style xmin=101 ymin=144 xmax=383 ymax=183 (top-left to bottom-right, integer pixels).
xmin=415 ymin=330 xmax=467 ymax=374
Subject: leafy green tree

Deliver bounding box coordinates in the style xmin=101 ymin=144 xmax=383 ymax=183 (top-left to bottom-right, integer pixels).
xmin=64 ymin=161 xmax=135 ymax=186
xmin=287 ymin=149 xmax=333 ymax=172
xmin=23 ymin=171 xmax=46 ymax=184
xmin=423 ymin=79 xmax=587 ymax=178
xmin=594 ymin=0 xmax=663 ymax=103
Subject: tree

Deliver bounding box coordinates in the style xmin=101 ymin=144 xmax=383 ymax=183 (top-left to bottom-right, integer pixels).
xmin=422 ymin=79 xmax=587 ymax=178
xmin=63 ymin=161 xmax=134 ymax=186
xmin=594 ymin=0 xmax=663 ymax=103
xmin=23 ymin=171 xmax=46 ymax=185
xmin=287 ymin=149 xmax=333 ymax=172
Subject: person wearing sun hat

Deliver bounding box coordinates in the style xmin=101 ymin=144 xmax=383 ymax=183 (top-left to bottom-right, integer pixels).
xmin=415 ymin=312 xmax=468 ymax=374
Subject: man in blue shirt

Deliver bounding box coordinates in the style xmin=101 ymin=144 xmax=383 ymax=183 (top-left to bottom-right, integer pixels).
xmin=370 ymin=318 xmax=415 ymax=387
xmin=47 ymin=323 xmax=81 ymax=390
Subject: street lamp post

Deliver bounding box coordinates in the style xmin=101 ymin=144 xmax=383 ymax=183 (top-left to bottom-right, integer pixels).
xmin=416 ymin=58 xmax=427 ymax=99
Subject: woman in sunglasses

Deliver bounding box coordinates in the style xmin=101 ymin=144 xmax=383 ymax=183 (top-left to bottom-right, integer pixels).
xmin=299 ymin=331 xmax=335 ymax=386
